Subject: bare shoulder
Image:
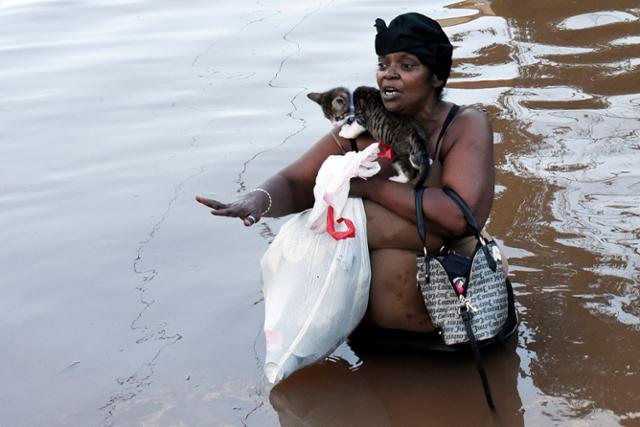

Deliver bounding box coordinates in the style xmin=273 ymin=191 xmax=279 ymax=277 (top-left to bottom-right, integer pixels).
xmin=440 ymin=106 xmax=495 ymax=223
xmin=441 ymin=106 xmax=493 ymax=156
xmin=453 ymin=107 xmax=492 ymax=135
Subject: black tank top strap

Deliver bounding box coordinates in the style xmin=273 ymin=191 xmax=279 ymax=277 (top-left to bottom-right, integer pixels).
xmin=349 ymin=103 xmax=459 ymax=155
xmin=413 ymin=104 xmax=461 ymax=190
xmin=433 ymin=103 xmax=460 ymax=162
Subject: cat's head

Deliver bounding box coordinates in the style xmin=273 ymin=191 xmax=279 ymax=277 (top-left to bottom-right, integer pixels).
xmin=307 ymin=87 xmax=351 ymax=126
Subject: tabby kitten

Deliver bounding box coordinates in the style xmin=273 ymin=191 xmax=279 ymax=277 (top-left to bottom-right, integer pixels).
xmin=307 ymin=86 xmax=430 ymax=183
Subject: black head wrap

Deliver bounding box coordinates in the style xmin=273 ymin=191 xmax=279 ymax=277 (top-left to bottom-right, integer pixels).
xmin=375 ymin=12 xmax=453 ymax=84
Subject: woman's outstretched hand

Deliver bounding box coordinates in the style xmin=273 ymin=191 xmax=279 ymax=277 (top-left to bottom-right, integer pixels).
xmin=195 ymin=195 xmax=263 ymax=227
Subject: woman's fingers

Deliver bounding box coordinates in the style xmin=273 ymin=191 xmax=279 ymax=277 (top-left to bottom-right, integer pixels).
xmin=349 ymin=178 xmax=367 ymax=198
xmin=215 ymin=206 xmax=260 ymax=226
xmin=196 ymin=196 xmax=239 ymax=216
xmin=195 ymin=195 xmax=227 ymax=210
xmin=196 ymin=195 xmax=260 ymax=226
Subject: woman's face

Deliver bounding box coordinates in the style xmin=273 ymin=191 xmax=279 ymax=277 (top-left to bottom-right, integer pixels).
xmin=376 ymin=52 xmax=436 ymax=116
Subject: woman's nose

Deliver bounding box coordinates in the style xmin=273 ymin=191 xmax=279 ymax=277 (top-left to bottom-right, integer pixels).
xmin=382 ymin=64 xmax=400 ymax=79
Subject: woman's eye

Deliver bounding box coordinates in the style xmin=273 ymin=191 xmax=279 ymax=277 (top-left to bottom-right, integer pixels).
xmin=401 ymin=63 xmax=416 ymax=70
xmin=377 ymin=62 xmax=388 ymax=71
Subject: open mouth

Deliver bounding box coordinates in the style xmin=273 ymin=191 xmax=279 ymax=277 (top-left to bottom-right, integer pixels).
xmin=381 ymin=86 xmax=400 ymax=99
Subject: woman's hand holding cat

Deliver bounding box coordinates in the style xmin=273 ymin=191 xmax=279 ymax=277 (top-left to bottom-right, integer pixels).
xmin=349 ymin=158 xmax=396 ymax=198
xmin=195 ymin=194 xmax=264 ymax=227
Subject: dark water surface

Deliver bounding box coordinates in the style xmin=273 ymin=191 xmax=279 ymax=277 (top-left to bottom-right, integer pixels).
xmin=1 ymin=0 xmax=639 ymax=426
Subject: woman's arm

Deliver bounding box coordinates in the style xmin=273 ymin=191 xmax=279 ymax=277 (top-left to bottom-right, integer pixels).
xmin=196 ymin=130 xmax=372 ymax=225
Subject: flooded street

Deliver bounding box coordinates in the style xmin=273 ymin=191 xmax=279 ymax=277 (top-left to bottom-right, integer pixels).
xmin=1 ymin=0 xmax=639 ymax=425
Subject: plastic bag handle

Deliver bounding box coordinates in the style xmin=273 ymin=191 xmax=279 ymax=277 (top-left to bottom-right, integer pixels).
xmin=326 ymin=206 xmax=356 ymax=240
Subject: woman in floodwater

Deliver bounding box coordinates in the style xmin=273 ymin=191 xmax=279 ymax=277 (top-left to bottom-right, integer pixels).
xmin=197 ymin=12 xmax=508 ymax=335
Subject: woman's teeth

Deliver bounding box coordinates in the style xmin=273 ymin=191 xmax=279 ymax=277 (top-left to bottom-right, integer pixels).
xmin=382 ymin=87 xmax=400 ymax=101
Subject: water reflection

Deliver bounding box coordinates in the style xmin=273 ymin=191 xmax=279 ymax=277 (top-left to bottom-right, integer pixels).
xmin=271 ymin=341 xmax=523 ymax=427
xmin=486 ymin=0 xmax=640 ymax=424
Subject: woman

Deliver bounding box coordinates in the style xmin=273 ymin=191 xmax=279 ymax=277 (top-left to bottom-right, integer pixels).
xmin=196 ymin=13 xmax=501 ymax=335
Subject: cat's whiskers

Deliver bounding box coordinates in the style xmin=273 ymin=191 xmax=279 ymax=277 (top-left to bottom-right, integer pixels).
xmin=332 ymin=117 xmax=349 ymax=128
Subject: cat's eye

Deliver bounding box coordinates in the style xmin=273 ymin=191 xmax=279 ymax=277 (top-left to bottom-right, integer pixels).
xmin=335 ymin=98 xmax=345 ymax=105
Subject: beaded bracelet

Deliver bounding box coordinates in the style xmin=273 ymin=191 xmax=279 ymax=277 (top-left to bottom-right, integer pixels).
xmin=249 ymin=188 xmax=272 ymax=216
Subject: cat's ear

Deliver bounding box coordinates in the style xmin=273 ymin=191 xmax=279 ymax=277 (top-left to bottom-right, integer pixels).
xmin=307 ymin=92 xmax=323 ymax=104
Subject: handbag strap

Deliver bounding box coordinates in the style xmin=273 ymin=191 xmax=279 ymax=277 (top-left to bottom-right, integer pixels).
xmin=461 ymin=308 xmax=497 ymax=411
xmin=442 ymin=188 xmax=497 ymax=272
xmin=415 ymin=186 xmax=428 ymax=254
xmin=442 ymin=188 xmax=480 ymax=234
xmin=414 ymin=186 xmax=496 ymax=270
xmin=414 ymin=186 xmax=498 ymax=412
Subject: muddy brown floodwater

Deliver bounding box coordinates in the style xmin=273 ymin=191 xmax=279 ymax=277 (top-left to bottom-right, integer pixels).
xmin=0 ymin=0 xmax=638 ymax=426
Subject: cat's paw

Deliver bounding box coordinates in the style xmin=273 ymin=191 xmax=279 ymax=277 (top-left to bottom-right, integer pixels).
xmin=410 ymin=153 xmax=432 ymax=170
xmin=388 ymin=163 xmax=411 ymax=183
xmin=388 ymin=174 xmax=410 ymax=183
xmin=338 ymin=121 xmax=366 ymax=139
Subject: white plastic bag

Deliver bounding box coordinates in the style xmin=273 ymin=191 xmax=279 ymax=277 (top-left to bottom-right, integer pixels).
xmin=261 ymin=143 xmax=382 ymax=383
xmin=306 ymin=143 xmax=381 ymax=233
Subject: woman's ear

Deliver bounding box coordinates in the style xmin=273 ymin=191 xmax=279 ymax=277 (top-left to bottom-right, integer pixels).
xmin=430 ymin=73 xmax=444 ymax=88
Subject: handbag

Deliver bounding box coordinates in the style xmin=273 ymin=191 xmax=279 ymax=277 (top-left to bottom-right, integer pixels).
xmin=415 ymin=186 xmax=511 ymax=411
xmin=416 ymin=188 xmax=508 ymax=345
